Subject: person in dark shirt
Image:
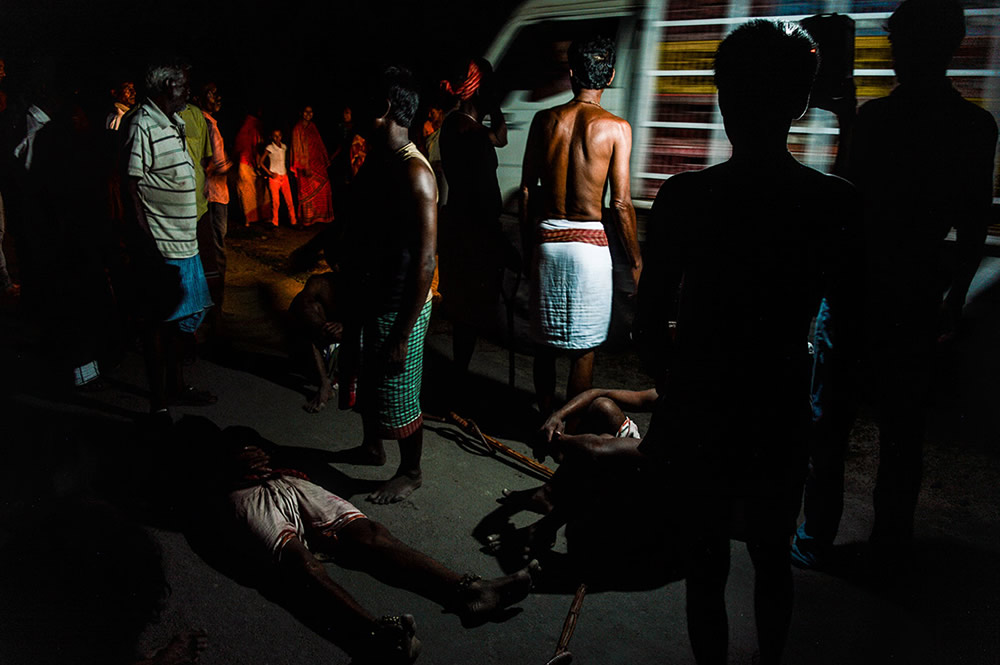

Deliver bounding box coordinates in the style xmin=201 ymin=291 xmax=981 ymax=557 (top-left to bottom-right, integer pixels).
xmin=793 ymin=0 xmax=998 ymax=571
xmin=636 ymin=21 xmax=858 ymax=665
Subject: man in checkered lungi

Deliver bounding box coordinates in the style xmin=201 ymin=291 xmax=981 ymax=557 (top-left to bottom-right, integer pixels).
xmin=336 ymin=67 xmax=438 ymax=504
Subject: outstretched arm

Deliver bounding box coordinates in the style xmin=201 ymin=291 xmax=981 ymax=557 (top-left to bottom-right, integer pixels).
xmin=609 ymin=120 xmax=642 ymax=290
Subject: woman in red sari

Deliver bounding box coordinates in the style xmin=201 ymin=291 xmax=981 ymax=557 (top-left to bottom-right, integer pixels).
xmin=290 ymin=105 xmax=335 ymax=225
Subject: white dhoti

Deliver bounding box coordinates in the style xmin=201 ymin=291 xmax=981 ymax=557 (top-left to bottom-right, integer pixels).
xmin=531 ymin=219 xmax=613 ymax=350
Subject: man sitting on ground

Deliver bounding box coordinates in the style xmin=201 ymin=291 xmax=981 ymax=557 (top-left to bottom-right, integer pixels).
xmin=171 ymin=418 xmax=538 ymax=665
xmin=289 ymin=271 xmax=344 ymax=413
xmin=494 ymin=386 xmax=659 ymax=558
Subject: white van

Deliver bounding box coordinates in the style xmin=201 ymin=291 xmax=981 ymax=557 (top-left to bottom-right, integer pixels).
xmin=484 ymin=0 xmax=1000 ymax=224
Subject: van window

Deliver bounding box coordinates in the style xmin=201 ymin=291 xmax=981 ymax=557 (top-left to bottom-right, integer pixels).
xmin=494 ymin=18 xmax=621 ymax=103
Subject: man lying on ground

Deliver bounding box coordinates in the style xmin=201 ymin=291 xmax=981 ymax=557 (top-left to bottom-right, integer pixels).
xmin=171 ymin=418 xmax=538 ymax=665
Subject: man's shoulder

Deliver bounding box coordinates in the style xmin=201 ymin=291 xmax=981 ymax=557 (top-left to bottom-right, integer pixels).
xmin=126 ymin=103 xmax=155 ymax=128
xmin=793 ymin=164 xmax=858 ymax=213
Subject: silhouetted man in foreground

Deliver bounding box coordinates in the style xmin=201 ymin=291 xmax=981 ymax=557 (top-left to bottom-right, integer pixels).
xmin=637 ymin=21 xmax=857 ymax=665
xmin=794 ymin=0 xmax=998 ymax=571
xmin=519 ymin=35 xmax=642 ymax=416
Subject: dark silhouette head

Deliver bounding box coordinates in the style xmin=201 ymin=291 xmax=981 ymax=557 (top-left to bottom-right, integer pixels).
xmin=362 ymin=65 xmax=420 ymax=131
xmin=888 ymin=0 xmax=965 ymax=82
xmin=569 ymin=35 xmax=616 ymax=90
xmin=714 ymin=20 xmax=818 ymax=149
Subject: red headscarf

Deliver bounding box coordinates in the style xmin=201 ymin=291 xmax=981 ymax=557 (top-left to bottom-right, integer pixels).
xmin=441 ymin=60 xmax=482 ymax=100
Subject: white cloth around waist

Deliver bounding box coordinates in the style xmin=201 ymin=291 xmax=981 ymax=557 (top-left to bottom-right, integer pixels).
xmin=531 ymin=219 xmax=613 ymax=350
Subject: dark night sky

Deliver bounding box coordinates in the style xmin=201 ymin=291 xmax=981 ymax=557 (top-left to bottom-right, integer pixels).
xmin=0 ymin=0 xmax=523 ymax=132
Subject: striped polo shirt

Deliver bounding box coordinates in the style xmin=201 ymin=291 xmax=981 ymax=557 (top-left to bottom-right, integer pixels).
xmin=124 ymin=100 xmax=199 ymax=259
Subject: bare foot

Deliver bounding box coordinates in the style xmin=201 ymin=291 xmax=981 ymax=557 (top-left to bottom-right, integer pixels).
xmin=456 ymin=560 xmax=541 ymax=627
xmin=498 ymin=485 xmax=555 ymax=515
xmin=354 ymin=614 xmax=421 ymax=665
xmin=329 ymin=444 xmax=387 ymax=466
xmin=143 ymin=629 xmax=208 ymax=665
xmin=303 ymin=386 xmax=331 ymax=413
xmin=367 ymin=469 xmax=422 ymax=504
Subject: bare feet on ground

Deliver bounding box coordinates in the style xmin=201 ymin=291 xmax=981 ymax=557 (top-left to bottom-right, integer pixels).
xmin=303 ymin=385 xmax=332 ymax=413
xmin=367 ymin=469 xmax=422 ymax=504
xmin=498 ymin=485 xmax=555 ymax=515
xmin=456 ymin=560 xmax=541 ymax=627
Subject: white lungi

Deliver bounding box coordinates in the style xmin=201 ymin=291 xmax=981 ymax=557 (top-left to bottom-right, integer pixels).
xmin=531 ymin=219 xmax=613 ymax=350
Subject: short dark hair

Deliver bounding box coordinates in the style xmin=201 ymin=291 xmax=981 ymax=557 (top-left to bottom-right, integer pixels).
xmin=715 ymin=20 xmax=818 ymax=107
xmin=375 ymin=66 xmax=420 ymax=129
xmin=569 ymin=36 xmax=616 ymax=90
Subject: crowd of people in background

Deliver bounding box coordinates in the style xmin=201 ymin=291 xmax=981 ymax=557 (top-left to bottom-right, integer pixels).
xmin=0 ymin=0 xmax=996 ymax=664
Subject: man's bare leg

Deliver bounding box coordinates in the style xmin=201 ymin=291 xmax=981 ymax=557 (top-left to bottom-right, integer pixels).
xmin=500 ymin=398 xmax=626 ymax=515
xmin=533 ymin=349 xmax=557 ymax=416
xmin=334 ymin=519 xmax=537 ymax=624
xmin=368 ymin=427 xmax=423 ymax=504
xmin=304 ymin=343 xmax=333 ymax=413
xmin=276 ymin=537 xmax=419 ymax=663
xmin=566 ymin=350 xmax=595 ymax=400
xmin=329 ymin=411 xmax=387 ymax=465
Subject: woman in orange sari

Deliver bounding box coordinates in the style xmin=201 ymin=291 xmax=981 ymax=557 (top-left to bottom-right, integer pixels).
xmin=290 ymin=105 xmax=335 ymax=225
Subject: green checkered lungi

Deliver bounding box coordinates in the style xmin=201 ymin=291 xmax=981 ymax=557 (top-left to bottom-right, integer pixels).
xmin=361 ymin=299 xmax=432 ymax=439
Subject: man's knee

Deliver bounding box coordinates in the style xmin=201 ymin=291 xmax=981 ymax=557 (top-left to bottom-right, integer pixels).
xmin=583 ymin=397 xmax=625 ymax=435
xmin=338 ymin=518 xmax=391 ymax=559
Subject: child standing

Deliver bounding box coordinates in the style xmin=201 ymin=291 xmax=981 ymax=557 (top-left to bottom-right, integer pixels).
xmin=260 ymin=129 xmax=297 ymax=227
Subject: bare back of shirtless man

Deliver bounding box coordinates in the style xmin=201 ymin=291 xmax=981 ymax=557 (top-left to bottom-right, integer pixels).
xmin=520 ymin=35 xmax=642 ymax=415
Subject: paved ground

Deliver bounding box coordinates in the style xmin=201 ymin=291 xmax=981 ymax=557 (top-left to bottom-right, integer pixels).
xmin=1 ymin=223 xmax=998 ymax=664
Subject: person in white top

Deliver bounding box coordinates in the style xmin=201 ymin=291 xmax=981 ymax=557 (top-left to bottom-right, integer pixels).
xmin=105 ymin=79 xmax=135 ymax=131
xmin=260 ymin=129 xmax=297 ymax=227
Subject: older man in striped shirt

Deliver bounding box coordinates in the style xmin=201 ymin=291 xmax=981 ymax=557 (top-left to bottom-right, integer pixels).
xmin=124 ymin=60 xmax=216 ymax=418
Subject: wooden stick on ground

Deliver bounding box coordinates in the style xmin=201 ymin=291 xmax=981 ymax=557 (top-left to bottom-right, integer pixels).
xmin=546 ymin=583 xmax=587 ymax=665
xmin=445 ymin=411 xmax=555 ymax=479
